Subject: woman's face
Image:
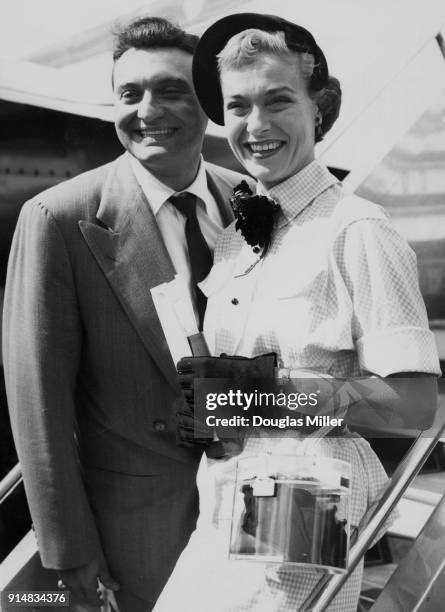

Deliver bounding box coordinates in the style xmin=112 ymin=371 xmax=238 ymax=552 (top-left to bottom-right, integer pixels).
xmin=221 ymin=53 xmax=318 ymax=188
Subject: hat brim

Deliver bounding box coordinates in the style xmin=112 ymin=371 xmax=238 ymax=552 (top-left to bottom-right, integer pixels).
xmin=192 ymin=12 xmax=328 ymax=126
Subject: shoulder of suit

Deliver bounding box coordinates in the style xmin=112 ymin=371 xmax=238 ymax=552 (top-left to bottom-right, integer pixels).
xmin=23 ymin=155 xmax=124 ymax=222
xmin=204 ymin=161 xmax=255 ymax=191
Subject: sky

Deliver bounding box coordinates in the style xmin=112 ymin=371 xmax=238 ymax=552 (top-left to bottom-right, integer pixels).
xmin=0 ymin=0 xmax=148 ymax=59
xmin=1 ymin=0 xmax=444 ymax=63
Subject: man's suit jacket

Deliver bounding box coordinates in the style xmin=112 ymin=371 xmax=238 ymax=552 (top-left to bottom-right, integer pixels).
xmin=3 ymin=153 xmax=250 ymax=602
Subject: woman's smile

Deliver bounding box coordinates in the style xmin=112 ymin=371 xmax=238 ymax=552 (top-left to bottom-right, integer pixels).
xmin=221 ymin=55 xmax=317 ymax=188
xmin=244 ymin=139 xmax=286 ymax=157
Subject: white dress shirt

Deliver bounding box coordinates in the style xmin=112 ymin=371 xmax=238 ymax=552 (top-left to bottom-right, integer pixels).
xmin=129 ymin=153 xmax=224 ymax=324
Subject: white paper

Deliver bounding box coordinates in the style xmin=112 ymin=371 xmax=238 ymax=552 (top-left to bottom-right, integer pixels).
xmin=151 ymin=275 xmax=198 ymax=365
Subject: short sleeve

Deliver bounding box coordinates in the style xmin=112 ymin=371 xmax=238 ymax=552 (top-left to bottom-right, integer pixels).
xmin=335 ymin=217 xmax=440 ymax=376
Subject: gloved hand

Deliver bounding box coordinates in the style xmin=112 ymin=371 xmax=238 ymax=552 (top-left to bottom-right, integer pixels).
xmin=176 ymin=353 xmax=277 ymax=449
xmin=176 ymin=398 xmax=213 ymax=448
xmin=177 ymin=352 xmax=277 ymax=393
xmin=176 ymin=400 xmax=240 ymax=457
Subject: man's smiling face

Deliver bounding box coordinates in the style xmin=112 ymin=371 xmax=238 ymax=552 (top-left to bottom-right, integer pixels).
xmin=113 ymin=47 xmax=207 ymax=185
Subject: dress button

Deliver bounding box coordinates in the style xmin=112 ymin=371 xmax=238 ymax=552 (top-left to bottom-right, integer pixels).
xmin=231 ymin=298 xmax=239 ymax=305
xmin=153 ymin=419 xmax=166 ymax=432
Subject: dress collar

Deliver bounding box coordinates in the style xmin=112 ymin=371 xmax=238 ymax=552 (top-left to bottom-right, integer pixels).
xmin=258 ymin=160 xmax=339 ymax=226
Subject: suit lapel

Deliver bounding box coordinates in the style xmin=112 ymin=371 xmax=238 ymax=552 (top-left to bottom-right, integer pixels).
xmin=206 ymin=166 xmax=235 ymax=227
xmin=79 ymin=155 xmax=179 ymax=392
xmin=79 ymin=158 xmax=244 ymax=389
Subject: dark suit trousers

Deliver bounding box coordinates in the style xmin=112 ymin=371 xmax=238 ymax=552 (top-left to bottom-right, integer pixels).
xmin=84 ymin=454 xmax=199 ymax=610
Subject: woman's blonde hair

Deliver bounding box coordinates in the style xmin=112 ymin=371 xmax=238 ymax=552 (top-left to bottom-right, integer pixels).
xmin=217 ymin=29 xmax=316 ymax=85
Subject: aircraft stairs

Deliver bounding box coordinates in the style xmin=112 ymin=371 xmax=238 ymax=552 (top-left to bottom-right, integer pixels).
xmin=2 ymin=432 xmax=445 ymax=611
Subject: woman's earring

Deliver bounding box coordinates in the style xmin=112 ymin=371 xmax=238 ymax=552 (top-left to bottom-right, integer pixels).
xmin=315 ymin=112 xmax=323 ymax=141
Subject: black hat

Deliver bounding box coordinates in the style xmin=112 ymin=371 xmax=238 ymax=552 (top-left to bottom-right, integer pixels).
xmin=193 ymin=12 xmax=329 ymax=126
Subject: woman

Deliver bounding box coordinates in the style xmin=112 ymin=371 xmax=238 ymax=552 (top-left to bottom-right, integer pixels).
xmin=154 ymin=13 xmax=440 ymax=611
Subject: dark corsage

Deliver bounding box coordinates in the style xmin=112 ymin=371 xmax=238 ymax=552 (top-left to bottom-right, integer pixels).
xmin=230 ymin=181 xmax=280 ymax=254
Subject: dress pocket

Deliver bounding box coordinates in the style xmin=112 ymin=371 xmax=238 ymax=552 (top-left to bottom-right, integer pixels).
xmin=274 ymin=269 xmax=329 ymax=301
xmin=259 ymin=243 xmax=329 ymax=300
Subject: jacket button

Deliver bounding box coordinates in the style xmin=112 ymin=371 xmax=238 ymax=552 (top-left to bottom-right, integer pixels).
xmin=231 ymin=298 xmax=239 ymax=305
xmin=153 ymin=419 xmax=166 ymax=432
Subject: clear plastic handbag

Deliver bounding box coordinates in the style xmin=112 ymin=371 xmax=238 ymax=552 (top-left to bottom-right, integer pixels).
xmin=230 ymin=453 xmax=351 ymax=573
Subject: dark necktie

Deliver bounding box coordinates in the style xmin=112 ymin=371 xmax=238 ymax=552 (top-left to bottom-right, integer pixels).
xmin=169 ymin=193 xmax=212 ymax=330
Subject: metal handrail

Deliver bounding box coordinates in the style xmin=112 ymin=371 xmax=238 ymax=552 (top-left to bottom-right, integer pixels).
xmin=302 ymin=423 xmax=445 ymax=611
xmin=0 ymin=462 xmax=22 ymax=504
xmin=2 ymin=425 xmax=444 ymax=608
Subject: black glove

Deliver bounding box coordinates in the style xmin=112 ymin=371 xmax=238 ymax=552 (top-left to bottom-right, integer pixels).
xmin=177 ymin=352 xmax=277 ymax=390
xmin=176 ymin=400 xmax=239 ymax=458
xmin=176 ymin=353 xmax=277 ymax=450
xmin=176 ymin=399 xmax=213 ymax=448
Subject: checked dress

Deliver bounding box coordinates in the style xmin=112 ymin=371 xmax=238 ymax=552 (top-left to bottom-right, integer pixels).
xmin=153 ymin=161 xmax=440 ymax=612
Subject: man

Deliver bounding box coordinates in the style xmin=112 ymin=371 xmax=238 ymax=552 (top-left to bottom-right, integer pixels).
xmin=3 ymin=17 xmax=250 ymax=611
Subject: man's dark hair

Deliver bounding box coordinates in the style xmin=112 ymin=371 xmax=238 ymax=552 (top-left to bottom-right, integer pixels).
xmin=113 ymin=16 xmax=199 ymax=62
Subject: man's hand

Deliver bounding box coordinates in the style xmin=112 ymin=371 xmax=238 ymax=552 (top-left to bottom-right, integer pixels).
xmin=58 ymin=554 xmax=119 ymax=608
